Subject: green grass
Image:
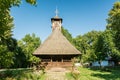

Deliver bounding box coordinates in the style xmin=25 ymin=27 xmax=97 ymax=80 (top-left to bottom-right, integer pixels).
xmin=0 ymin=68 xmax=45 ymax=80
xmin=66 ymin=72 xmax=75 ymax=80
xmin=1 ymin=67 xmax=120 ymax=80
xmin=66 ymin=67 xmax=120 ymax=80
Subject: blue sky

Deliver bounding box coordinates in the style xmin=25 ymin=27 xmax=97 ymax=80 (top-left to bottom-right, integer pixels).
xmin=11 ymin=0 xmax=116 ymax=42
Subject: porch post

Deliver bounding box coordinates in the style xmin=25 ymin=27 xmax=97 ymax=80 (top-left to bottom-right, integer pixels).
xmin=51 ymin=57 xmax=52 ymax=62
xmin=62 ymin=58 xmax=63 ymax=62
xmin=61 ymin=56 xmax=63 ymax=62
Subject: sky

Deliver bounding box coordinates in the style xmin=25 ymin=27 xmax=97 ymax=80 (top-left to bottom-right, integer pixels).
xmin=11 ymin=0 xmax=116 ymax=42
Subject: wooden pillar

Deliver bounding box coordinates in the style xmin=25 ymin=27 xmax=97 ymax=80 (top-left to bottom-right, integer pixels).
xmin=61 ymin=56 xmax=63 ymax=62
xmin=62 ymin=58 xmax=63 ymax=62
xmin=51 ymin=57 xmax=52 ymax=62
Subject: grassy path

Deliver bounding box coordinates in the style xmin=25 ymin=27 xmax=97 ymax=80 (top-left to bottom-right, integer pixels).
xmin=45 ymin=67 xmax=69 ymax=80
xmin=46 ymin=72 xmax=67 ymax=80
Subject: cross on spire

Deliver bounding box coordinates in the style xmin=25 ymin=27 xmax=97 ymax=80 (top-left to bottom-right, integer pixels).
xmin=55 ymin=7 xmax=59 ymax=17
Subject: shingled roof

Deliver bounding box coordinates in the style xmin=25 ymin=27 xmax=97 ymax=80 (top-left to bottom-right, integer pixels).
xmin=33 ymin=29 xmax=81 ymax=55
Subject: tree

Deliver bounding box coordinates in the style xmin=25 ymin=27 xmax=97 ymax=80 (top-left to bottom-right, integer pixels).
xmin=73 ymin=31 xmax=101 ymax=63
xmin=107 ymin=1 xmax=120 ymax=50
xmin=73 ymin=35 xmax=89 ymax=62
xmin=94 ymin=30 xmax=120 ymax=66
xmin=0 ymin=45 xmax=14 ymax=68
xmin=94 ymin=32 xmax=107 ymax=67
xmin=0 ymin=0 xmax=36 ymax=42
xmin=106 ymin=1 xmax=120 ymax=63
xmin=83 ymin=31 xmax=102 ymax=62
xmin=18 ymin=33 xmax=41 ymax=67
xmin=0 ymin=38 xmax=20 ymax=68
xmin=61 ymin=27 xmax=73 ymax=43
xmin=0 ymin=0 xmax=37 ymax=68
xmin=13 ymin=46 xmax=27 ymax=68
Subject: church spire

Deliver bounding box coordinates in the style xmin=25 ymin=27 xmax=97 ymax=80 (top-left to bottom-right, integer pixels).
xmin=55 ymin=7 xmax=59 ymax=17
xmin=51 ymin=8 xmax=62 ymax=31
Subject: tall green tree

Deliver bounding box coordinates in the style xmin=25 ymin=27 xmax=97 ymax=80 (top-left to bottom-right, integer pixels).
xmin=94 ymin=30 xmax=120 ymax=65
xmin=94 ymin=31 xmax=108 ymax=66
xmin=107 ymin=1 xmax=120 ymax=50
xmin=106 ymin=1 xmax=120 ymax=63
xmin=0 ymin=0 xmax=37 ymax=68
xmin=18 ymin=33 xmax=41 ymax=67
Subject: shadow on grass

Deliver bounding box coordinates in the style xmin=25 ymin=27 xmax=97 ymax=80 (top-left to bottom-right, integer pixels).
xmin=0 ymin=68 xmax=45 ymax=80
xmin=90 ymin=66 xmax=120 ymax=80
xmin=0 ymin=68 xmax=32 ymax=79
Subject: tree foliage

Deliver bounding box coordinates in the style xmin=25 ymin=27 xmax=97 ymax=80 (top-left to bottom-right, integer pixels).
xmin=61 ymin=27 xmax=73 ymax=43
xmin=0 ymin=45 xmax=14 ymax=68
xmin=0 ymin=0 xmax=37 ymax=68
xmin=18 ymin=33 xmax=41 ymax=67
xmin=106 ymin=1 xmax=120 ymax=62
xmin=73 ymin=31 xmax=101 ymax=62
xmin=107 ymin=1 xmax=120 ymax=31
xmin=0 ymin=0 xmax=36 ymax=42
xmin=0 ymin=37 xmax=20 ymax=68
xmin=107 ymin=1 xmax=120 ymax=50
xmin=94 ymin=31 xmax=111 ymax=61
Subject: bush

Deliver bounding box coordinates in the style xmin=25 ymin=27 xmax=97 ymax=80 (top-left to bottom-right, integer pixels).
xmin=72 ymin=69 xmax=80 ymax=80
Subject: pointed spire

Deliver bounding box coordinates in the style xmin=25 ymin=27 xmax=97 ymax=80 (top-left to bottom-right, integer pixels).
xmin=55 ymin=7 xmax=59 ymax=17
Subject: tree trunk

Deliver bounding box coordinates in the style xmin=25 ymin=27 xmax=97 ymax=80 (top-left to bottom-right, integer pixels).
xmin=98 ymin=61 xmax=102 ymax=68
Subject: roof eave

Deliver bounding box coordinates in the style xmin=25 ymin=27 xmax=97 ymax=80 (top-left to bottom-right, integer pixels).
xmin=33 ymin=53 xmax=81 ymax=56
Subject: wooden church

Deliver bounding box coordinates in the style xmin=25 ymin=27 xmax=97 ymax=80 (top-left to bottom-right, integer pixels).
xmin=33 ymin=9 xmax=81 ymax=68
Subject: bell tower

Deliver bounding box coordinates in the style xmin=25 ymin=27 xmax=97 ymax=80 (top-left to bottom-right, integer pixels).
xmin=51 ymin=8 xmax=62 ymax=31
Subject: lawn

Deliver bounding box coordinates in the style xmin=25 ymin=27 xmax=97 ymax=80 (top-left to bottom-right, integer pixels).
xmin=1 ymin=67 xmax=120 ymax=80
xmin=0 ymin=68 xmax=45 ymax=80
xmin=66 ymin=66 xmax=120 ymax=80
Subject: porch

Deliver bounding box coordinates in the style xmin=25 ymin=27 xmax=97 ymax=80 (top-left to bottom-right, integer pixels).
xmin=40 ymin=58 xmax=72 ymax=69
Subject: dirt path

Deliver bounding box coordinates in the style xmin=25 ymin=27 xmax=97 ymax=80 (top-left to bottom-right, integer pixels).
xmin=45 ymin=67 xmax=70 ymax=80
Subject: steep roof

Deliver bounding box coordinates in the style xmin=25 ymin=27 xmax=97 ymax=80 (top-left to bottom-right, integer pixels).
xmin=33 ymin=29 xmax=81 ymax=55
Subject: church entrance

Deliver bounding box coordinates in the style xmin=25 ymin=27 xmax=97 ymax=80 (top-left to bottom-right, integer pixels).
xmin=52 ymin=56 xmax=62 ymax=62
